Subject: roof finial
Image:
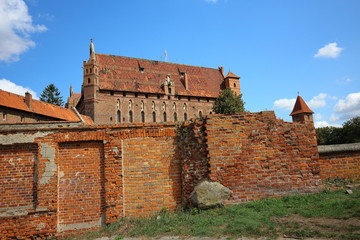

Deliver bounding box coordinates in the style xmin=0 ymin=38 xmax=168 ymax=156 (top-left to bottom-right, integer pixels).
xmin=298 ymin=91 xmax=300 ymax=96
xmin=89 ymin=38 xmax=96 ymax=61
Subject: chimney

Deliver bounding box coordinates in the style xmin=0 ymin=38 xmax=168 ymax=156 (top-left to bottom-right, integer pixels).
xmin=184 ymin=73 xmax=189 ymax=90
xmin=25 ymin=92 xmax=32 ymax=108
xmin=218 ymin=66 xmax=224 ymax=77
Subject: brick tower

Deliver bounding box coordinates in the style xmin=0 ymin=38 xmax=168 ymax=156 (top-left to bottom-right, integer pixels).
xmin=82 ymin=39 xmax=100 ymax=121
xmin=224 ymin=72 xmax=241 ymax=95
xmin=290 ymin=95 xmax=314 ymax=123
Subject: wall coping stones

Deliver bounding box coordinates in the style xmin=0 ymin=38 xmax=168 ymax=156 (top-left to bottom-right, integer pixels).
xmin=318 ymin=143 xmax=360 ymax=154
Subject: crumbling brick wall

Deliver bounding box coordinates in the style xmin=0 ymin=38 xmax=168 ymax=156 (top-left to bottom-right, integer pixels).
xmin=1 ymin=114 xmax=359 ymax=239
xmin=205 ymin=112 xmax=322 ymax=204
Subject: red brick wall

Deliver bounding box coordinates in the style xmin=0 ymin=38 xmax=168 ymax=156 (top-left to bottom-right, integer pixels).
xmin=205 ymin=112 xmax=322 ymax=204
xmin=122 ymin=137 xmax=181 ymax=216
xmin=0 ymin=144 xmax=37 ymax=209
xmin=178 ymin=120 xmax=209 ymax=205
xmin=1 ymin=114 xmax=359 ymax=239
xmin=319 ymin=151 xmax=360 ymax=181
xmin=58 ymin=141 xmax=105 ymax=232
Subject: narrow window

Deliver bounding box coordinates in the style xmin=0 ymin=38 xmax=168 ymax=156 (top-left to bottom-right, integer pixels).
xmin=129 ymin=111 xmax=133 ymax=123
xmin=2 ymin=112 xmax=6 ymax=120
xmin=199 ymin=111 xmax=203 ymax=118
xmin=234 ymin=83 xmax=236 ymax=88
xmin=152 ymin=111 xmax=156 ymax=122
xmin=110 ymin=117 xmax=113 ymax=122
xmin=140 ymin=100 xmax=144 ymax=111
xmin=88 ymin=78 xmax=90 ymax=83
xmin=141 ymin=111 xmax=145 ymax=123
xmin=184 ymin=112 xmax=187 ymax=121
xmin=174 ymin=112 xmax=177 ymax=122
xmin=117 ymin=110 xmax=121 ymax=123
xmin=21 ymin=115 xmax=25 ymax=122
xmin=135 ymin=93 xmax=138 ymax=98
xmin=162 ymin=102 xmax=166 ymax=111
xmin=110 ymin=91 xmax=114 ymax=96
xmin=123 ymin=92 xmax=126 ymax=97
xmin=163 ymin=112 xmax=167 ymax=122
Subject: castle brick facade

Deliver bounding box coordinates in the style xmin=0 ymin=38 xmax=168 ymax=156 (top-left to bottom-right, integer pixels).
xmin=71 ymin=41 xmax=241 ymax=124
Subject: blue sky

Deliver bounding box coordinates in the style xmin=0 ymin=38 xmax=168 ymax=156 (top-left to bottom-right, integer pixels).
xmin=0 ymin=0 xmax=359 ymax=127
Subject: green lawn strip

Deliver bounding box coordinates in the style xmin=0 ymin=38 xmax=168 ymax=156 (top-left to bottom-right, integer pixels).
xmin=66 ymin=187 xmax=360 ymax=240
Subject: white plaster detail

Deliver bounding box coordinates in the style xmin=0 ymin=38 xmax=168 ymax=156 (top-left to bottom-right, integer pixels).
xmin=39 ymin=143 xmax=57 ymax=185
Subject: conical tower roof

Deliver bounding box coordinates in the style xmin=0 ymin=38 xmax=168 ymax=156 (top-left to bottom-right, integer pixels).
xmin=225 ymin=71 xmax=240 ymax=79
xmin=290 ymin=95 xmax=314 ymax=116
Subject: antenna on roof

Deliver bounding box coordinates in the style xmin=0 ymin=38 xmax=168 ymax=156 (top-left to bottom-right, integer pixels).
xmin=164 ymin=49 xmax=168 ymax=62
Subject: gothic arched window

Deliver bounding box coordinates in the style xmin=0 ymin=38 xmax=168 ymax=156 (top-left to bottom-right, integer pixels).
xmin=129 ymin=110 xmax=133 ymax=123
xmin=163 ymin=112 xmax=167 ymax=122
xmin=117 ymin=110 xmax=121 ymax=123
xmin=141 ymin=111 xmax=145 ymax=123
xmin=152 ymin=111 xmax=156 ymax=122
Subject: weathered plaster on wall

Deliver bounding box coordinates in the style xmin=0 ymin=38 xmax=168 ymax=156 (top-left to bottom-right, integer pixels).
xmin=40 ymin=143 xmax=57 ymax=185
xmin=57 ymin=215 xmax=104 ymax=232
xmin=0 ymin=131 xmax=53 ymax=145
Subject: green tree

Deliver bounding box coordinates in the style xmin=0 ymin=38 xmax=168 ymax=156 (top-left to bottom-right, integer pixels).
xmin=40 ymin=83 xmax=64 ymax=107
xmin=342 ymin=116 xmax=360 ymax=143
xmin=315 ymin=116 xmax=360 ymax=145
xmin=315 ymin=126 xmax=344 ymax=145
xmin=213 ymin=88 xmax=245 ymax=114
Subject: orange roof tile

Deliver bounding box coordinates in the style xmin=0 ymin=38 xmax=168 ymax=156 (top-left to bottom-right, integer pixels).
xmin=290 ymin=95 xmax=314 ymax=116
xmin=0 ymin=89 xmax=88 ymax=122
xmin=67 ymin=92 xmax=81 ymax=107
xmin=225 ymin=72 xmax=240 ymax=79
xmin=95 ymin=54 xmax=225 ymax=98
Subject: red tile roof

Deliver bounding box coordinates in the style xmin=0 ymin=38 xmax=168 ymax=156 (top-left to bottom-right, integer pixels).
xmin=95 ymin=54 xmax=225 ymax=98
xmin=290 ymin=95 xmax=314 ymax=116
xmin=67 ymin=93 xmax=81 ymax=107
xmin=0 ymin=89 xmax=92 ymax=124
xmin=225 ymin=72 xmax=240 ymax=79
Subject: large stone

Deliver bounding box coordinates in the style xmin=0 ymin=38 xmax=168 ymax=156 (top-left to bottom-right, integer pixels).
xmin=189 ymin=180 xmax=232 ymax=209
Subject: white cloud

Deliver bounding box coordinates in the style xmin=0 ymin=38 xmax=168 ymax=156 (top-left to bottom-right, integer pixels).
xmin=0 ymin=78 xmax=38 ymax=99
xmin=308 ymin=93 xmax=327 ymax=109
xmin=332 ymin=92 xmax=360 ymax=120
xmin=0 ymin=0 xmax=47 ymax=62
xmin=273 ymin=98 xmax=296 ymax=110
xmin=315 ymin=121 xmax=341 ymax=128
xmin=313 ymin=42 xmax=343 ymax=58
xmin=314 ymin=113 xmax=323 ymax=121
xmin=329 ymin=113 xmax=340 ymax=122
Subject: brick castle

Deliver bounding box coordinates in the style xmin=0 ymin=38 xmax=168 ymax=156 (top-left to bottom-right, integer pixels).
xmin=68 ymin=40 xmax=241 ymax=124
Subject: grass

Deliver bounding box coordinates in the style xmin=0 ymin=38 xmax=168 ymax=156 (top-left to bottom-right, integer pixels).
xmin=66 ymin=185 xmax=360 ymax=240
